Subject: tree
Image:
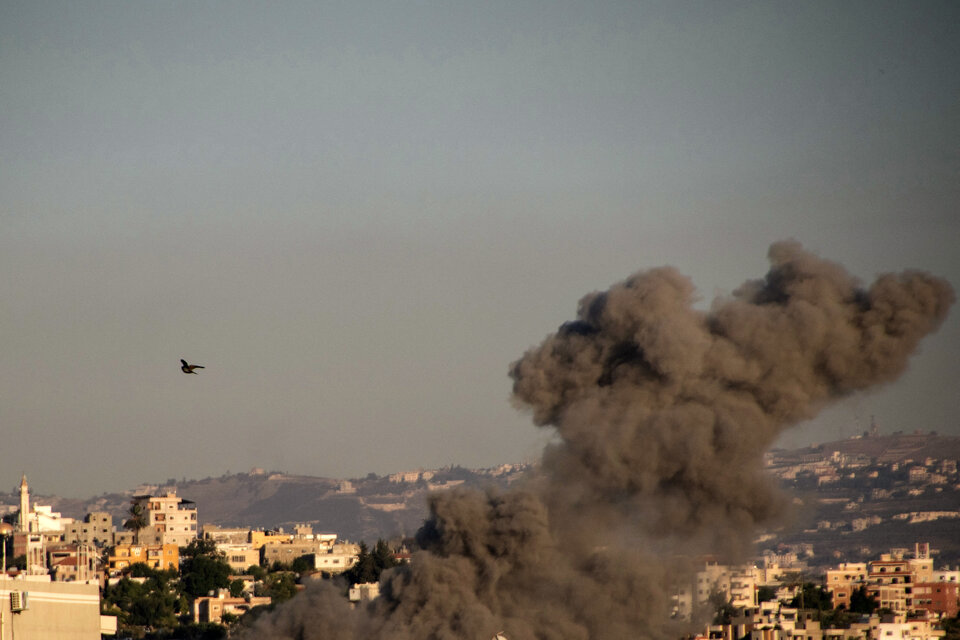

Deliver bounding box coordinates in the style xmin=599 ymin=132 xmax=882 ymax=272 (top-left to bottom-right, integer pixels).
xmin=708 ymin=589 xmax=737 ymax=625
xmin=255 ymin=572 xmax=298 ymax=605
xmin=180 ymin=539 xmax=232 ymax=599
xmin=757 ymin=585 xmax=778 ymax=603
xmin=123 ymin=500 xmax=148 ymax=544
xmin=291 ymin=554 xmax=313 ymax=574
xmin=344 ymin=539 xmax=398 ymax=586
xmin=849 ymin=586 xmax=878 ymax=614
xmin=229 ymin=578 xmax=245 ymax=598
xmin=372 ymin=539 xmax=398 ymax=574
xmin=789 ymin=582 xmax=832 ymax=611
xmin=102 ymin=569 xmax=181 ymax=634
xmin=344 ymin=542 xmax=376 ymax=584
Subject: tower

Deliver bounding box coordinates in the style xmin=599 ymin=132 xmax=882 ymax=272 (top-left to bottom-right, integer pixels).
xmin=18 ymin=474 xmax=30 ymax=532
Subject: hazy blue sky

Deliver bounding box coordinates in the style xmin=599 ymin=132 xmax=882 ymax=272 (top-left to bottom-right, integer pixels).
xmin=2 ymin=1 xmax=958 ymax=498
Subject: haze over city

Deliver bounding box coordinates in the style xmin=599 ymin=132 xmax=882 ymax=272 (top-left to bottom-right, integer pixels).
xmin=2 ymin=1 xmax=958 ymax=498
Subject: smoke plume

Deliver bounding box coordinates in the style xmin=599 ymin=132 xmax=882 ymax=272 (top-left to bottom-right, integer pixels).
xmin=242 ymin=241 xmax=953 ymax=640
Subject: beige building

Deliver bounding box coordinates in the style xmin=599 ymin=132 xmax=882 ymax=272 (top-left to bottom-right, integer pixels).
xmin=0 ymin=575 xmax=109 ymax=639
xmin=218 ymin=545 xmax=261 ymax=573
xmin=131 ymin=492 xmax=198 ymax=547
xmin=60 ymin=512 xmax=116 ymax=547
xmin=824 ymin=562 xmax=867 ymax=610
xmin=192 ymin=589 xmax=271 ymax=624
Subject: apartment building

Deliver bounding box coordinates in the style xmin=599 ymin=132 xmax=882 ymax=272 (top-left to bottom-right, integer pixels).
xmin=107 ymin=543 xmax=180 ymax=574
xmin=824 ymin=563 xmax=868 ymax=610
xmin=131 ymin=492 xmax=198 ymax=547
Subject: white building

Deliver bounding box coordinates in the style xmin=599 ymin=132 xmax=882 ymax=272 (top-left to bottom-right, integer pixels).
xmin=131 ymin=492 xmax=198 ymax=547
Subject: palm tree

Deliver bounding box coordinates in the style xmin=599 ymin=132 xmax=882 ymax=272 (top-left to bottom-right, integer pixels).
xmin=123 ymin=501 xmax=147 ymax=545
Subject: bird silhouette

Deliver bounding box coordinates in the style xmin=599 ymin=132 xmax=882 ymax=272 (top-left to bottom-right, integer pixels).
xmin=181 ymin=359 xmax=204 ymax=374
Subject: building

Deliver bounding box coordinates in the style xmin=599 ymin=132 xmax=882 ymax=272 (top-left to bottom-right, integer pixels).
xmin=16 ymin=476 xmax=29 ymax=533
xmin=349 ymin=582 xmax=380 ymax=605
xmin=261 ymin=540 xmax=321 ymax=567
xmin=130 ymin=492 xmax=198 ymax=547
xmin=824 ymin=563 xmax=867 ymax=610
xmin=203 ymin=525 xmax=251 ymax=545
xmin=912 ymin=582 xmax=959 ymax=618
xmin=0 ymin=574 xmax=110 ymax=639
xmin=192 ymin=589 xmax=271 ymax=624
xmin=867 ymin=555 xmax=914 ymax=613
xmin=107 ymin=543 xmax=179 ymax=574
xmin=310 ymin=543 xmax=360 ymax=574
xmin=249 ymin=530 xmax=293 ymax=549
xmin=60 ymin=512 xmax=116 ymax=548
xmin=47 ymin=545 xmax=97 ymax=583
xmin=674 ymin=561 xmax=758 ymax=620
xmin=218 ymin=545 xmax=261 ymax=573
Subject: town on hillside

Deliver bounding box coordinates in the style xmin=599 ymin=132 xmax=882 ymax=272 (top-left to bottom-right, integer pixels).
xmin=1 ymin=433 xmax=959 ymax=639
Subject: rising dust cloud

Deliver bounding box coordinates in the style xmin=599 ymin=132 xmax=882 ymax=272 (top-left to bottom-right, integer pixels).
xmin=242 ymin=240 xmax=953 ymax=640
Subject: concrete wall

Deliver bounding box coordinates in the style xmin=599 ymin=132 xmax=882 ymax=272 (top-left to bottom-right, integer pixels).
xmin=0 ymin=576 xmax=101 ymax=640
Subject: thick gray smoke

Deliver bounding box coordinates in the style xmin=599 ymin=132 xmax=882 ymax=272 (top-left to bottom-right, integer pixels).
xmin=242 ymin=241 xmax=953 ymax=640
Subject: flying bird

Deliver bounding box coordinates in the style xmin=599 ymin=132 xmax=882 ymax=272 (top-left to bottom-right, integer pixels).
xmin=180 ymin=359 xmax=204 ymax=374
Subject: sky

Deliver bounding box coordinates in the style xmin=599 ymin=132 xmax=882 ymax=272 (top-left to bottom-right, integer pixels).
xmin=1 ymin=1 xmax=958 ymax=498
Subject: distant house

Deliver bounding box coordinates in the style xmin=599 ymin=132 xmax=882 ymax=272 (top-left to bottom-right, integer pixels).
xmin=193 ymin=589 xmax=271 ymax=623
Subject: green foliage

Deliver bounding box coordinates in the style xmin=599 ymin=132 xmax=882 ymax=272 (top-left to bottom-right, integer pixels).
xmin=123 ymin=501 xmax=148 ymax=544
xmin=789 ymin=582 xmax=833 ymax=610
xmin=182 ymin=553 xmax=233 ymax=598
xmin=343 ymin=539 xmax=398 ymax=585
xmin=941 ymin=616 xmax=960 ymax=640
xmin=708 ymin=590 xmax=737 ymax=625
xmin=757 ymin=585 xmax=778 ymax=603
xmin=247 ymin=564 xmax=267 ymax=581
xmin=820 ymin=608 xmax=856 ymax=629
xmin=102 ymin=572 xmax=181 ymax=632
xmin=180 ymin=538 xmax=232 ymax=599
xmin=291 ymin=554 xmax=314 ymax=574
xmin=373 ymin=539 xmax=399 ymax=573
xmin=229 ymin=578 xmax=246 ymax=598
xmin=176 ymin=622 xmax=229 ymax=640
xmin=255 ymin=572 xmax=298 ymax=605
xmin=849 ymin=586 xmax=878 ymax=614
xmin=181 ymin=538 xmax=221 ymax=560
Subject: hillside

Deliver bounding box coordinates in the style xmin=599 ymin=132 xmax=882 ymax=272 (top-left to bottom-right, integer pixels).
xmin=3 ymin=465 xmax=530 ymax=544
xmin=3 ymin=433 xmax=958 ymax=557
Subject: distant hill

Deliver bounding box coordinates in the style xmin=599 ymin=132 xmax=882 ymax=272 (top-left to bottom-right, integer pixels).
xmin=3 ymin=433 xmax=958 ymax=555
xmin=2 ymin=465 xmax=530 ymax=544
xmin=765 ymin=431 xmax=960 ymax=567
xmin=773 ymin=431 xmax=960 ymax=464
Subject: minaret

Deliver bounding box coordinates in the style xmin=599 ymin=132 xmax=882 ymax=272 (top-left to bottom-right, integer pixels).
xmin=18 ymin=474 xmax=30 ymax=532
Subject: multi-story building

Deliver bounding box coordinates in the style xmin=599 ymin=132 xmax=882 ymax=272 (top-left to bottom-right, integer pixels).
xmin=60 ymin=512 xmax=117 ymax=547
xmin=131 ymin=492 xmax=198 ymax=547
xmin=824 ymin=563 xmax=868 ymax=610
xmin=107 ymin=543 xmax=180 ymax=574
xmin=867 ymin=555 xmax=914 ymax=613
xmin=912 ymin=582 xmax=959 ymax=618
xmin=673 ymin=561 xmax=758 ymax=620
